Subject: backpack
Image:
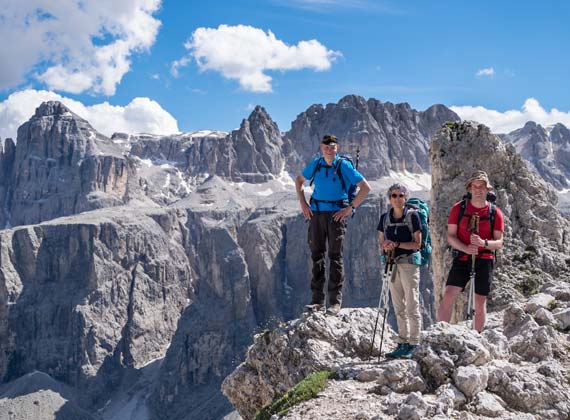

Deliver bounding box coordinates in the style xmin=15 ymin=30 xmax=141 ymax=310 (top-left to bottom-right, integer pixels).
xmin=308 ymin=155 xmax=358 ymax=204
xmin=383 ymin=198 xmax=432 ymax=266
xmin=457 ymin=192 xmax=497 ymax=234
xmin=454 ymin=191 xmax=497 ymax=258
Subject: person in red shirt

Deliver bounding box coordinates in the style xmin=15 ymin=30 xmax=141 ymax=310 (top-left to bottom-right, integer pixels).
xmin=437 ymin=171 xmax=504 ymax=332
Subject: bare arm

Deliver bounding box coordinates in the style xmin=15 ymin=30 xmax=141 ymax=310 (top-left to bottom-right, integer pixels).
xmin=333 ymin=178 xmax=372 ymax=222
xmin=351 ymin=179 xmax=371 ymax=209
xmin=471 ymin=229 xmax=504 ymax=250
xmin=295 ymin=174 xmax=312 ymax=219
xmin=448 ymin=224 xmax=479 ymax=255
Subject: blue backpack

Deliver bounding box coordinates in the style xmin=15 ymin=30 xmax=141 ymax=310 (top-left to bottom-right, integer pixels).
xmin=383 ymin=198 xmax=432 ymax=266
xmin=406 ymin=198 xmax=432 ymax=266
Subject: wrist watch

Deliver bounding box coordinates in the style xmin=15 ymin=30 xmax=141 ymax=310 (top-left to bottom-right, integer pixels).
xmin=484 ymin=239 xmax=489 ymax=248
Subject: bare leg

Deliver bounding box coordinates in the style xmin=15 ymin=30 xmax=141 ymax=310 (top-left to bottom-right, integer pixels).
xmin=474 ymin=294 xmax=487 ymax=332
xmin=437 ymin=286 xmax=463 ymax=323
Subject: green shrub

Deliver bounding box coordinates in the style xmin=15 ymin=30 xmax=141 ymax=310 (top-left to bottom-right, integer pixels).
xmin=254 ymin=370 xmax=337 ymax=420
xmin=548 ymin=300 xmax=558 ymax=311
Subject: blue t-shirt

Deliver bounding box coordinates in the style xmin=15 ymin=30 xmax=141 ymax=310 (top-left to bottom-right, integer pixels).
xmin=377 ymin=208 xmax=422 ymax=257
xmin=302 ymin=155 xmax=364 ymax=211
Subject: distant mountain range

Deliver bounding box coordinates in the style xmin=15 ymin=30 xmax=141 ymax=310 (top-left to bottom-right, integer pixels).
xmin=500 ymin=121 xmax=570 ymax=189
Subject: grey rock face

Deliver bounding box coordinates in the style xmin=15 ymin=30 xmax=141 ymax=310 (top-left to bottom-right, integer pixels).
xmin=0 ymin=138 xmax=16 ymax=228
xmin=0 ymin=207 xmax=193 ymax=407
xmin=4 ymin=102 xmax=136 ymax=228
xmin=453 ymin=365 xmax=488 ymax=399
xmin=221 ymin=308 xmax=396 ymax=420
xmin=284 ymin=95 xmax=459 ymax=179
xmin=429 ymin=121 xmax=570 ymax=320
xmin=0 ymin=371 xmax=96 ymax=420
xmin=501 ymin=121 xmax=570 ymax=189
xmin=129 ymin=106 xmax=284 ymax=185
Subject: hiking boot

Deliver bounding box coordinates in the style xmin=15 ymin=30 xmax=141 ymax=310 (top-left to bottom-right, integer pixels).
xmin=385 ymin=342 xmax=408 ymax=358
xmin=400 ymin=344 xmax=417 ymax=359
xmin=326 ymin=304 xmax=341 ymax=316
xmin=304 ymin=303 xmax=324 ymax=313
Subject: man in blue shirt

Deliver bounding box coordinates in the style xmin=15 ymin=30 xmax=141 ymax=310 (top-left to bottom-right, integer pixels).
xmin=295 ymin=134 xmax=371 ymax=315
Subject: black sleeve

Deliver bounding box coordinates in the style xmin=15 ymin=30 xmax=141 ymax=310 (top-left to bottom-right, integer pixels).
xmin=377 ymin=213 xmax=386 ymax=232
xmin=412 ymin=211 xmax=422 ymax=233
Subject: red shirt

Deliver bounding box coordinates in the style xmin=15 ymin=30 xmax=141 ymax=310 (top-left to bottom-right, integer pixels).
xmin=448 ymin=200 xmax=504 ymax=260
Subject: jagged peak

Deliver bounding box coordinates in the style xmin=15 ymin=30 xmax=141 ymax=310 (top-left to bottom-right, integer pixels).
xmin=423 ymin=103 xmax=458 ymax=117
xmin=552 ymin=122 xmax=568 ymax=130
xmin=337 ymin=94 xmax=368 ymax=109
xmin=247 ymin=105 xmax=272 ymax=122
xmin=523 ymin=120 xmax=537 ymax=128
xmin=33 ymin=101 xmax=78 ymax=119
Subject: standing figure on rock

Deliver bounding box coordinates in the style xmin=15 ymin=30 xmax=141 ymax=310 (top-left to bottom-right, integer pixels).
xmin=295 ymin=134 xmax=371 ymax=316
xmin=378 ymin=183 xmax=423 ymax=358
xmin=437 ymin=170 xmax=504 ymax=332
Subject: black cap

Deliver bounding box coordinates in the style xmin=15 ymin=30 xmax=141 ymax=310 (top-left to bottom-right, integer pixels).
xmin=321 ymin=134 xmax=338 ymax=145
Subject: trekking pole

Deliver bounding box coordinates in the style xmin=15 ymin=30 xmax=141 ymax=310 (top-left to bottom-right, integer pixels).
xmin=350 ymin=147 xmax=361 ymax=220
xmin=369 ymin=249 xmax=395 ymax=359
xmin=467 ymin=215 xmax=480 ymax=329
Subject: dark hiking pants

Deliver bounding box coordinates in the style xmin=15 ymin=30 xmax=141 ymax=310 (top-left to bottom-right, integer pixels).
xmin=308 ymin=212 xmax=347 ymax=306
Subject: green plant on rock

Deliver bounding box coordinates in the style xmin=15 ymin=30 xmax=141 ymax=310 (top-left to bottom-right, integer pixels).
xmin=514 ymin=276 xmax=541 ymax=296
xmin=254 ymin=370 xmax=337 ymax=420
xmin=548 ymin=300 xmax=558 ymax=311
xmin=260 ymin=329 xmax=272 ymax=345
xmin=445 ymin=121 xmax=459 ymax=129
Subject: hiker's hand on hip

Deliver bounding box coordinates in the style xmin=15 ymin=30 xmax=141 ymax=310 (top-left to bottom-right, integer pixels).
xmin=301 ymin=202 xmax=312 ymax=219
xmin=470 ymin=234 xmax=485 ymax=247
xmin=333 ymin=206 xmax=351 ymax=222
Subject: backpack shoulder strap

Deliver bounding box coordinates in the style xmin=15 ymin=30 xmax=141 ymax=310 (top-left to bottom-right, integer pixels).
xmin=308 ymin=158 xmax=323 ymax=187
xmin=489 ymin=203 xmax=497 ymax=233
xmin=335 ymin=157 xmax=346 ymax=192
xmin=457 ymin=199 xmax=468 ymax=225
xmin=382 ymin=209 xmax=393 ymax=237
xmin=403 ymin=206 xmax=416 ymax=235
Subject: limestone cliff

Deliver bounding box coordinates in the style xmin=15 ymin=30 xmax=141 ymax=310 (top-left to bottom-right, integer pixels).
xmin=2 ymin=102 xmax=136 ymax=228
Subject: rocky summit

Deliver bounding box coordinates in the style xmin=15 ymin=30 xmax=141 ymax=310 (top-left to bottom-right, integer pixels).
xmin=1 ymin=99 xmax=569 ymax=420
xmin=222 ymin=300 xmax=570 ymax=420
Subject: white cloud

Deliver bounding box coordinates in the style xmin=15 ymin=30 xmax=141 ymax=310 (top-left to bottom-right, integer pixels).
xmin=170 ymin=56 xmax=191 ymax=78
xmin=476 ymin=67 xmax=495 ymax=77
xmin=451 ymin=98 xmax=570 ymax=133
xmin=174 ymin=24 xmax=341 ymax=92
xmin=0 ymin=1 xmax=162 ymax=95
xmin=0 ymin=89 xmax=179 ymax=142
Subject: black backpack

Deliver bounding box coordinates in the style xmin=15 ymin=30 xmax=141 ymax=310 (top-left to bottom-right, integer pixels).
xmin=457 ymin=191 xmax=497 ymax=230
xmin=453 ymin=191 xmax=497 ymax=258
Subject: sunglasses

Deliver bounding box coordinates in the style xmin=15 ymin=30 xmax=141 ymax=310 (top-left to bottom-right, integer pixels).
xmin=391 ymin=193 xmax=405 ymax=198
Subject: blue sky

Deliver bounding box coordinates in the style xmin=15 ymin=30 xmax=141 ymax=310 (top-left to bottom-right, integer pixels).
xmin=1 ymin=1 xmax=570 ymax=140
